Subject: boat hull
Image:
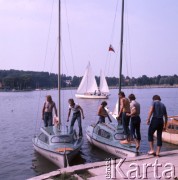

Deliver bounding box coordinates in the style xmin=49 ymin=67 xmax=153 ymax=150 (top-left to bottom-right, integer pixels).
xmin=154 ymin=132 xmax=178 ymax=145
xmin=75 ymin=94 xmax=108 ymax=99
xmin=33 ymin=139 xmax=81 ymax=168
xmin=86 ymin=125 xmax=136 ymax=158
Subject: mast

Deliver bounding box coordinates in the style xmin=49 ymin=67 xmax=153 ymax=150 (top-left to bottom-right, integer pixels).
xmin=118 ymin=0 xmax=124 ymax=113
xmin=58 ymin=0 xmax=61 ymax=119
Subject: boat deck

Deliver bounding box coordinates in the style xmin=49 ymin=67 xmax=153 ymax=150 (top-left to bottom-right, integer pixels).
xmin=41 ymin=126 xmax=69 ymax=135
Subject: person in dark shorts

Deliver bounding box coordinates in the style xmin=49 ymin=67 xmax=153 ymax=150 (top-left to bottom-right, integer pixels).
xmin=67 ymin=99 xmax=84 ymax=137
xmin=118 ymin=91 xmax=131 ymax=144
xmin=147 ymin=95 xmax=167 ymax=157
xmin=127 ymin=94 xmax=141 ymax=152
xmin=42 ymin=95 xmax=57 ymax=127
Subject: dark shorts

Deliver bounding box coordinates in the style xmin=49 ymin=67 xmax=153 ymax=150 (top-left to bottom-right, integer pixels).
xmin=122 ymin=112 xmax=130 ymax=137
xmin=44 ymin=112 xmax=53 ymax=127
xmin=130 ymin=116 xmax=141 ymax=140
xmin=98 ymin=116 xmax=105 ymax=123
xmin=148 ymin=117 xmax=164 ymax=146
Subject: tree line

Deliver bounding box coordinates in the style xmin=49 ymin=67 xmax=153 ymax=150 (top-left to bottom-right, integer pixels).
xmin=0 ymin=69 xmax=178 ymax=90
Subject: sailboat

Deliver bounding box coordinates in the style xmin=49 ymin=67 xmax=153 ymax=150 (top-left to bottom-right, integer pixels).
xmin=99 ymin=69 xmax=110 ymax=96
xmin=75 ymin=62 xmax=109 ymax=99
xmin=86 ymin=0 xmax=138 ymax=158
xmin=32 ymin=0 xmax=83 ymax=168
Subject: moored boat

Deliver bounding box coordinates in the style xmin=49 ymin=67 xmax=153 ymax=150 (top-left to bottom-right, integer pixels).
xmin=33 ymin=126 xmax=83 ymax=168
xmin=155 ymin=116 xmax=178 ymax=145
xmin=86 ymin=122 xmax=137 ymax=158
xmin=33 ymin=0 xmax=83 ymax=168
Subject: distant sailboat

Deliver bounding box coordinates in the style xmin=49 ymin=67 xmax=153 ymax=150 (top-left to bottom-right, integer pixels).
xmin=99 ymin=70 xmax=109 ymax=96
xmin=75 ymin=62 xmax=109 ymax=99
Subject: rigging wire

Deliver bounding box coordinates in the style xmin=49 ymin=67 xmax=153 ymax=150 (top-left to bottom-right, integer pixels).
xmin=64 ymin=0 xmax=76 ymax=76
xmin=34 ymin=0 xmax=55 ymax=135
xmin=42 ymin=0 xmax=55 ymax=72
xmin=104 ymin=0 xmax=119 ymax=76
xmin=105 ymin=0 xmax=133 ymax=90
xmin=123 ymin=0 xmax=134 ymax=95
xmin=63 ymin=0 xmax=84 ymax=107
xmin=49 ymin=39 xmax=58 ymax=78
xmin=125 ymin=1 xmax=133 ymax=81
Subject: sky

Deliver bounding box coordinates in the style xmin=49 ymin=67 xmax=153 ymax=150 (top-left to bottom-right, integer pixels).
xmin=0 ymin=0 xmax=178 ymax=78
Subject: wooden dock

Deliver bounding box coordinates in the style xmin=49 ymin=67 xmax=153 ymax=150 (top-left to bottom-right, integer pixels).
xmin=27 ymin=150 xmax=178 ymax=180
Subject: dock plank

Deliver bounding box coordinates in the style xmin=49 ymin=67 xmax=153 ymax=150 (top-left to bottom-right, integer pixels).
xmin=28 ymin=150 xmax=178 ymax=180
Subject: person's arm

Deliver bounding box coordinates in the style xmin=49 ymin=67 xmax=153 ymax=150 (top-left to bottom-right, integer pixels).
xmin=147 ymin=106 xmax=154 ymax=125
xmin=79 ymin=106 xmax=85 ymax=119
xmin=127 ymin=106 xmax=136 ymax=117
xmin=103 ymin=107 xmax=112 ymax=122
xmin=118 ymin=99 xmax=124 ymax=117
xmin=163 ymin=107 xmax=168 ymax=131
xmin=53 ymin=103 xmax=58 ymax=116
xmin=67 ymin=108 xmax=71 ymax=122
xmin=106 ymin=112 xmax=112 ymax=122
xmin=42 ymin=103 xmax=45 ymax=120
xmin=97 ymin=106 xmax=101 ymax=116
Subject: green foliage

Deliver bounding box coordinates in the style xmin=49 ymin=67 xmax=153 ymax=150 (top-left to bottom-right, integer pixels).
xmin=0 ymin=69 xmax=178 ymax=90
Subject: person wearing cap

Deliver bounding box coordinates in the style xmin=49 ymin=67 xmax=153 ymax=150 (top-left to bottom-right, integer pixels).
xmin=67 ymin=99 xmax=84 ymax=137
xmin=42 ymin=95 xmax=57 ymax=127
xmin=118 ymin=91 xmax=131 ymax=144
xmin=97 ymin=101 xmax=112 ymax=123
xmin=147 ymin=95 xmax=168 ymax=157
xmin=127 ymin=94 xmax=141 ymax=152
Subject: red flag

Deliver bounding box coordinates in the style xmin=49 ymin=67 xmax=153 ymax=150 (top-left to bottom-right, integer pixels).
xmin=109 ymin=44 xmax=115 ymax=53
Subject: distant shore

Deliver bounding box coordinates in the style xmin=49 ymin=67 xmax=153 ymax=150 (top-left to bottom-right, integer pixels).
xmin=0 ymin=84 xmax=178 ymax=92
xmin=118 ymin=84 xmax=178 ymax=89
xmin=63 ymin=84 xmax=178 ymax=90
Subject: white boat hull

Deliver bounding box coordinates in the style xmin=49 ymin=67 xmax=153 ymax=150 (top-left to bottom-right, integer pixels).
xmin=86 ymin=133 xmax=136 ymax=158
xmin=75 ymin=94 xmax=108 ymax=99
xmin=33 ymin=140 xmax=80 ymax=168
xmin=155 ymin=132 xmax=178 ymax=145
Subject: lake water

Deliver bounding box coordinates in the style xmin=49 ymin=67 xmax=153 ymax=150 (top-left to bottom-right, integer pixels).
xmin=0 ymin=88 xmax=178 ymax=180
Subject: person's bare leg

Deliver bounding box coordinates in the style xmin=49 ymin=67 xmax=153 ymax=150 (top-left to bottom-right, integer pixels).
xmin=136 ymin=140 xmax=140 ymax=152
xmin=148 ymin=141 xmax=155 ymax=154
xmin=156 ymin=146 xmax=161 ymax=156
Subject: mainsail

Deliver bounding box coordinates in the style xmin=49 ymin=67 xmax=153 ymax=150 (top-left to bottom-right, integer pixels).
xmin=77 ymin=62 xmax=98 ymax=94
xmin=99 ymin=70 xmax=109 ymax=94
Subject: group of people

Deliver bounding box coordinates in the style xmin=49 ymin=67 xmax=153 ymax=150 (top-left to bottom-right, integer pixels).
xmin=116 ymin=91 xmax=167 ymax=156
xmin=42 ymin=95 xmax=84 ymax=137
xmin=117 ymin=91 xmax=141 ymax=152
xmin=42 ymin=91 xmax=168 ymax=157
xmin=97 ymin=91 xmax=167 ymax=156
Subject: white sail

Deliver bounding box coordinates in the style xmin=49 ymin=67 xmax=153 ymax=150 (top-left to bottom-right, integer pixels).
xmin=112 ymin=100 xmax=118 ymax=116
xmin=77 ymin=62 xmax=98 ymax=94
xmin=99 ymin=70 xmax=109 ymax=94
